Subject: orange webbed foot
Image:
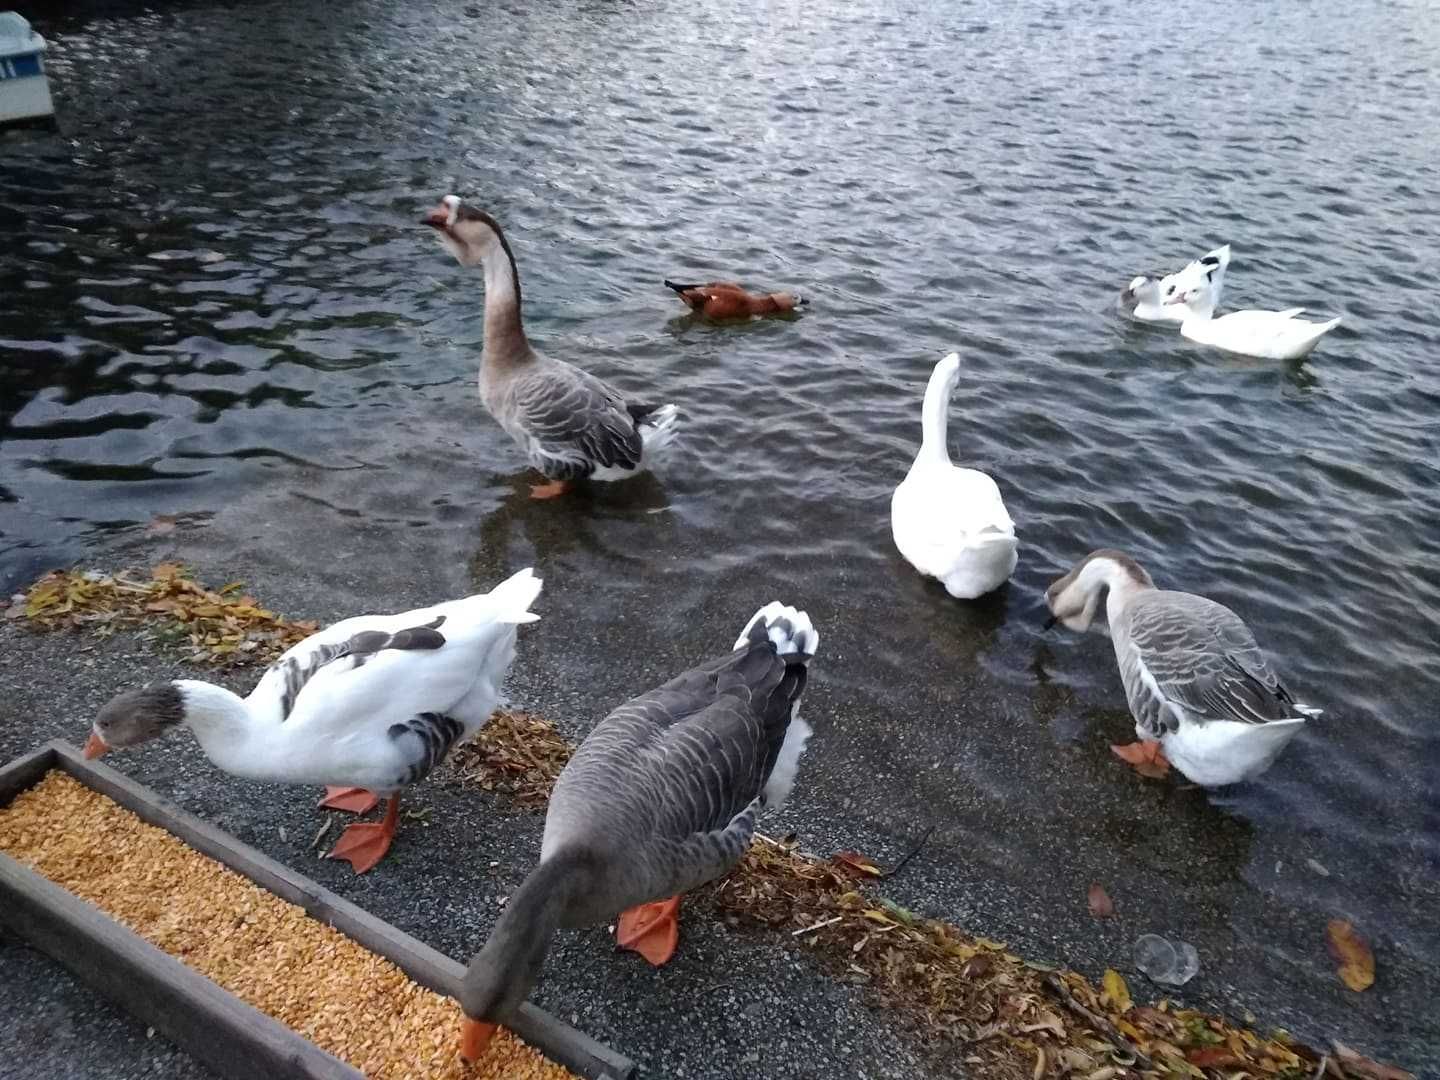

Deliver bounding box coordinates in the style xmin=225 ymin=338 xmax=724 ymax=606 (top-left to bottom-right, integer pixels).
xmin=317 ymin=786 xmax=380 ymax=814
xmin=324 ymin=798 xmax=399 ymax=873
xmin=616 ymin=896 xmax=681 ymax=966
xmin=1110 ymin=739 xmax=1171 ymax=780
xmin=529 ymin=479 xmax=571 ymax=500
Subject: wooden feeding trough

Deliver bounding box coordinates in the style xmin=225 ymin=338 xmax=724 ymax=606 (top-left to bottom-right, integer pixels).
xmin=0 ymin=739 xmax=635 ymax=1080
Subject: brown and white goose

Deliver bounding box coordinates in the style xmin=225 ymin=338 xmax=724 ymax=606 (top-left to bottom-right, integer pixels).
xmin=423 ymin=195 xmax=678 ymax=499
xmin=455 ymin=601 xmax=819 ymax=1061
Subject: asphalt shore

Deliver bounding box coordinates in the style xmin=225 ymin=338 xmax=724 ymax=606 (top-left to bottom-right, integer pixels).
xmin=0 ymin=470 xmax=1432 ymax=1079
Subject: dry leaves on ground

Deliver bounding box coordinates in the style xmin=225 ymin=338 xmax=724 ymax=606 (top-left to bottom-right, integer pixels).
xmin=18 ymin=565 xmax=316 ymax=666
xmin=1325 ymin=920 xmax=1376 ymax=992
xmin=445 ymin=709 xmax=574 ymax=807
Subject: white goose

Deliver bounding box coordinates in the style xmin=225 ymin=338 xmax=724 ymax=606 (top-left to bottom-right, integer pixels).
xmin=423 ymin=195 xmax=678 ymax=499
xmin=1120 ymin=244 xmax=1230 ymax=323
xmin=892 ymin=351 xmax=1018 ymax=599
xmin=455 ymin=601 xmax=817 ymax=1062
xmin=1045 ymin=549 xmax=1319 ymax=786
xmin=84 ymin=569 xmax=543 ymax=872
xmin=1167 ymin=280 xmax=1341 ymax=360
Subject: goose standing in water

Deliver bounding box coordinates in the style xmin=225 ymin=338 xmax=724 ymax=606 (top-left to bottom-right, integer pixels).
xmin=664 ymin=279 xmax=808 ymax=319
xmin=1166 ymin=280 xmax=1341 ymax=360
xmin=1119 ymin=243 xmax=1230 ymax=323
xmin=423 ymin=195 xmax=678 ymax=499
xmin=84 ymin=569 xmax=542 ymax=872
xmin=1045 ymin=550 xmax=1319 ymax=786
xmin=891 ymin=351 xmax=1018 ymax=599
xmin=456 ymin=601 xmax=818 ymax=1061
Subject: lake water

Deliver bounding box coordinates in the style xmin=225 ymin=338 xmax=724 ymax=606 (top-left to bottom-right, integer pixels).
xmin=2 ymin=0 xmax=1437 ymax=1069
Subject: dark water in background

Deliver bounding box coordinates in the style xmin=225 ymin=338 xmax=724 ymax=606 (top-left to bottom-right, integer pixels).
xmin=2 ymin=0 xmax=1438 ymax=1067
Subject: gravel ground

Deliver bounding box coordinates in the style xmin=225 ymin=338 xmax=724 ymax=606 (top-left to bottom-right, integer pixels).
xmin=0 ymin=481 xmax=1432 ymax=1078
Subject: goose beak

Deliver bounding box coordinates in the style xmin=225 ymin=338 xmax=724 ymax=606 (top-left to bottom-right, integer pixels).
xmin=421 ymin=205 xmax=450 ymax=229
xmin=460 ymin=1019 xmax=497 ymax=1062
xmin=83 ymin=731 xmax=109 ymax=759
xmin=1041 ymin=613 xmax=1058 ymax=632
xmin=1164 ymin=293 xmax=1187 ymax=306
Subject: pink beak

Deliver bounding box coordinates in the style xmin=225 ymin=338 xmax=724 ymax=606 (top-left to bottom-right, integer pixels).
xmin=421 ymin=205 xmax=449 ymax=229
xmin=83 ymin=731 xmax=109 ymax=759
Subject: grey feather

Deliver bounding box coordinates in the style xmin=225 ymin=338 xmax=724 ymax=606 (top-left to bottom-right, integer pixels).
xmin=274 ymin=620 xmax=447 ymax=721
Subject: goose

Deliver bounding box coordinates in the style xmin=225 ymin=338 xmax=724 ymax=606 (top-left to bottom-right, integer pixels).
xmin=1044 ymin=549 xmax=1319 ymax=786
xmin=1119 ymin=243 xmax=1230 ymax=323
xmin=1166 ymin=281 xmax=1341 ymax=360
xmin=455 ymin=601 xmax=818 ymax=1062
xmin=663 ymin=279 xmax=808 ymax=319
xmin=891 ymin=351 xmax=1018 ymax=599
xmin=423 ymin=195 xmax=678 ymax=499
xmin=83 ymin=569 xmax=543 ymax=872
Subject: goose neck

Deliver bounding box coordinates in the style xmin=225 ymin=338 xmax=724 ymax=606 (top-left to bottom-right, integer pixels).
xmin=478 ymin=232 xmax=530 ymax=367
xmin=173 ymin=680 xmax=255 ymax=759
xmin=919 ymin=365 xmax=959 ymax=463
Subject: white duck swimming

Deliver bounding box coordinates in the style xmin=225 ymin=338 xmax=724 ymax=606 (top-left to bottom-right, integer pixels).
xmin=892 ymin=351 xmax=1018 ymax=599
xmin=455 ymin=601 xmax=818 ymax=1062
xmin=1166 ymin=280 xmax=1341 ymax=360
xmin=84 ymin=569 xmax=543 ymax=872
xmin=1045 ymin=549 xmax=1319 ymax=787
xmin=1120 ymin=244 xmax=1231 ymax=323
xmin=423 ymin=195 xmax=678 ymax=499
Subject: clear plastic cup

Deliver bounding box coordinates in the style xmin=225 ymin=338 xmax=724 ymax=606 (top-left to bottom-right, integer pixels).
xmin=1133 ymin=934 xmax=1200 ymax=986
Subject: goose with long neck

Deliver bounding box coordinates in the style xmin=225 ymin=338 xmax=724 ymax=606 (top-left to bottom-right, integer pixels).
xmin=422 ymin=195 xmax=678 ymax=499
xmin=456 ymin=601 xmax=819 ymax=1063
xmin=1045 ymin=549 xmax=1320 ymax=786
xmin=84 ymin=569 xmax=543 ymax=872
xmin=890 ymin=351 xmax=1018 ymax=600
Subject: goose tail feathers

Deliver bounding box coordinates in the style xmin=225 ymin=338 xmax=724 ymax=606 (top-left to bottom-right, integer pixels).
xmin=484 ymin=567 xmax=543 ymax=625
xmin=734 ymin=601 xmax=820 ymax=660
xmin=636 ymin=402 xmax=680 ymax=461
xmin=664 ymin=279 xmax=703 ymax=295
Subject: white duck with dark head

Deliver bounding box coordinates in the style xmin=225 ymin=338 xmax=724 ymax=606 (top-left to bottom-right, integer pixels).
xmin=1119 ymin=243 xmax=1230 ymax=323
xmin=423 ymin=194 xmax=678 ymax=498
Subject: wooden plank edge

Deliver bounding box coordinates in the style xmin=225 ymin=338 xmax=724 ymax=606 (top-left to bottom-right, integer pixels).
xmin=0 ymin=852 xmax=360 ymax=1080
xmin=0 ymin=742 xmax=57 ymax=806
xmin=43 ymin=740 xmax=638 ymax=1080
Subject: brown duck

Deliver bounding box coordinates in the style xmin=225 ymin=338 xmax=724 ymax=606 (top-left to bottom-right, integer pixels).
xmin=664 ymin=279 xmax=808 ymax=319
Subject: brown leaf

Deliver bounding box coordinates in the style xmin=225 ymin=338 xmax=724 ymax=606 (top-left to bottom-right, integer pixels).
xmin=1331 ymin=1042 xmax=1414 ymax=1080
xmin=832 ymin=851 xmax=884 ymax=878
xmin=1326 ymin=919 xmax=1375 ymax=992
xmin=1110 ymin=741 xmax=1170 ymax=779
xmin=1187 ymin=1047 xmax=1245 ymax=1068
xmin=1087 ymin=883 xmax=1115 ymax=918
xmin=960 ymin=954 xmax=992 ymax=980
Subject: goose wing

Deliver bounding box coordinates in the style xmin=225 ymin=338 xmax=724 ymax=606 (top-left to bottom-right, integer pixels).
xmin=1126 ymin=590 xmax=1299 ymax=734
xmin=511 ymin=360 xmax=643 ymax=478
xmin=543 ymin=637 xmax=805 ymax=892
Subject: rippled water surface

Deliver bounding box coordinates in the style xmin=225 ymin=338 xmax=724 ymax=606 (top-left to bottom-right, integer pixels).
xmin=3 ymin=0 xmax=1439 ymax=1067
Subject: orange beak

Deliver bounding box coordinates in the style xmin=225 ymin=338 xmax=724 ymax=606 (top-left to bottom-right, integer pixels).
xmin=422 ymin=205 xmax=449 ymax=229
xmin=83 ymin=731 xmax=109 ymax=759
xmin=460 ymin=1019 xmax=497 ymax=1062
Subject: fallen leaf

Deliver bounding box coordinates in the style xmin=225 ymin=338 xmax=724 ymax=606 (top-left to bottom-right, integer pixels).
xmin=1326 ymin=919 xmax=1375 ymax=992
xmin=960 ymin=954 xmax=992 ymax=980
xmin=1331 ymin=1041 xmax=1414 ymax=1080
xmin=1087 ymin=883 xmax=1115 ymax=918
xmin=1187 ymin=1047 xmax=1245 ymax=1068
xmin=1307 ymin=857 xmax=1331 ymax=877
xmin=145 ymin=514 xmax=179 ymax=536
xmin=1102 ymin=968 xmax=1132 ymax=1014
xmin=1110 ymin=741 xmax=1170 ymax=779
xmin=832 ymin=851 xmax=884 ymax=878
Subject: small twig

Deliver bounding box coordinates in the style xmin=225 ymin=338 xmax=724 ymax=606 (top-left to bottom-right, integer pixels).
xmin=308 ymin=818 xmax=333 ymax=852
xmin=1311 ymin=1054 xmax=1329 ymax=1080
xmin=1042 ymin=973 xmax=1154 ymax=1071
xmin=880 ymin=824 xmax=937 ymax=880
xmin=791 ymin=915 xmax=843 ymax=937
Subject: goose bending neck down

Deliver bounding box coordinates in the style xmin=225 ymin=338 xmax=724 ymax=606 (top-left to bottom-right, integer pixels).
xmin=84 ymin=569 xmax=542 ymax=873
xmin=1166 ymin=281 xmax=1341 ymax=361
xmin=1044 ymin=549 xmax=1318 ymax=787
xmin=1120 ymin=244 xmax=1230 ymax=323
xmin=456 ymin=601 xmax=820 ymax=1062
xmin=891 ymin=351 xmax=1018 ymax=599
xmin=423 ymin=195 xmax=679 ymax=498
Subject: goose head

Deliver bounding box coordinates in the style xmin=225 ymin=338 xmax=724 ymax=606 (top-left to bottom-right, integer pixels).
xmin=85 ymin=682 xmax=185 ymax=758
xmin=1044 ymin=549 xmax=1155 ymax=633
xmin=1121 ymin=274 xmax=1163 ymax=309
xmin=1164 ymin=279 xmax=1214 ymax=318
xmin=422 ymin=194 xmax=505 ymax=268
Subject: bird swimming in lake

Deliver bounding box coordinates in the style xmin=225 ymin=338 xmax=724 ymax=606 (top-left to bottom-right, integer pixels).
xmin=1165 ymin=279 xmax=1341 ymax=361
xmin=83 ymin=569 xmax=542 ymax=872
xmin=423 ymin=195 xmax=678 ymax=499
xmin=1119 ymin=243 xmax=1230 ymax=323
xmin=664 ymin=279 xmax=807 ymax=319
xmin=1044 ymin=549 xmax=1319 ymax=786
xmin=456 ymin=600 xmax=818 ymax=1062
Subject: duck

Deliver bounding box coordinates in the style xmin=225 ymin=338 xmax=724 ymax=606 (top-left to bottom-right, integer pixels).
xmin=83 ymin=569 xmax=543 ymax=873
xmin=664 ymin=279 xmax=807 ymax=319
xmin=1119 ymin=243 xmax=1230 ymax=323
xmin=891 ymin=351 xmax=1018 ymax=599
xmin=1166 ymin=280 xmax=1341 ymax=360
xmin=423 ymin=195 xmax=679 ymax=499
xmin=455 ymin=601 xmax=818 ymax=1063
xmin=1044 ymin=549 xmax=1320 ymax=786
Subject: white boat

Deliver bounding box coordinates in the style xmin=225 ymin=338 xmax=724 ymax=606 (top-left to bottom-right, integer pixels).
xmin=0 ymin=13 xmax=55 ymax=129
